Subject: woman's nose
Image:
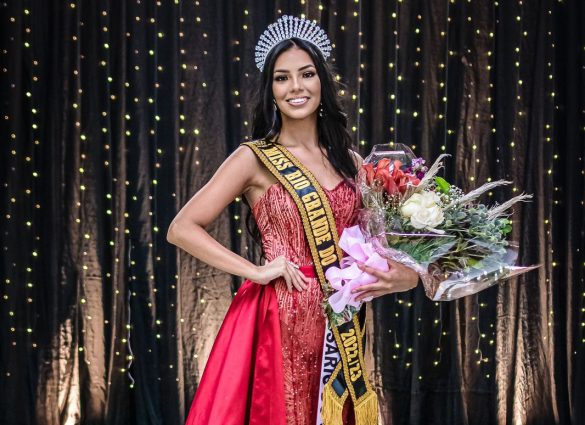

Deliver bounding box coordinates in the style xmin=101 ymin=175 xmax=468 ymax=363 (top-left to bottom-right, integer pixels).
xmin=290 ymin=76 xmax=303 ymax=91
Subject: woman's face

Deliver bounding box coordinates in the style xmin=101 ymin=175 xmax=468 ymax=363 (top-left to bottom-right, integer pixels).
xmin=271 ymin=46 xmax=321 ymax=122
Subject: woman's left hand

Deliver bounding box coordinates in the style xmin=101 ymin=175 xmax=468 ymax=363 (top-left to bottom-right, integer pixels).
xmin=352 ymin=259 xmax=419 ymax=301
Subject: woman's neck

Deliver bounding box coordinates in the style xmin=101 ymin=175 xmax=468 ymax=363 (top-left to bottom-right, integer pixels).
xmin=277 ymin=114 xmax=319 ymax=151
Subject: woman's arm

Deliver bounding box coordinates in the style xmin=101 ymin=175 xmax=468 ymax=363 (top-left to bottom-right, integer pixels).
xmin=353 ymin=261 xmax=419 ymax=301
xmin=166 ymin=145 xmax=308 ymax=291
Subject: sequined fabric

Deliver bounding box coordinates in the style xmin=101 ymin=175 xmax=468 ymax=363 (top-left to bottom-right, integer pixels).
xmin=252 ymin=179 xmax=359 ymax=425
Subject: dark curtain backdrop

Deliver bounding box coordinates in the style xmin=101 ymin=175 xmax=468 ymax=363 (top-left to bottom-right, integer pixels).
xmin=1 ymin=0 xmax=583 ymax=424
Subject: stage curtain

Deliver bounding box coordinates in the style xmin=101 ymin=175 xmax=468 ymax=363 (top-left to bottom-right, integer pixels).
xmin=0 ymin=1 xmax=583 ymax=424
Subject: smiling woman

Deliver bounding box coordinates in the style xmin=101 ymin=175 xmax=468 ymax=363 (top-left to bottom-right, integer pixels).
xmin=272 ymin=52 xmax=321 ymax=119
xmin=168 ymin=15 xmax=419 ymax=425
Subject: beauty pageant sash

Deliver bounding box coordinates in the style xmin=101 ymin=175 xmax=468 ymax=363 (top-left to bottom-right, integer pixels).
xmin=242 ymin=140 xmax=378 ymax=425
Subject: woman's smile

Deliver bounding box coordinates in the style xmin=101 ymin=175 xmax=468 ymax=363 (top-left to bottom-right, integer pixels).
xmin=286 ymin=96 xmax=310 ymax=106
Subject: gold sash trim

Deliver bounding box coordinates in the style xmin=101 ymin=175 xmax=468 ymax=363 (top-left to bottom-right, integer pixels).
xmin=242 ymin=140 xmax=378 ymax=425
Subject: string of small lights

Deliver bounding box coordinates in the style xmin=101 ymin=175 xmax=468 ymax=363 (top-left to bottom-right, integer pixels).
xmin=578 ymin=0 xmax=585 ymax=351
xmin=356 ymin=0 xmax=364 ymax=148
xmin=431 ymin=0 xmax=453 ymax=372
xmin=390 ymin=1 xmax=399 ymax=147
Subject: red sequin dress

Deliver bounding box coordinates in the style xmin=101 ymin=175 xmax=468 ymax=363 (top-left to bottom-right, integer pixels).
xmin=251 ymin=179 xmax=359 ymax=425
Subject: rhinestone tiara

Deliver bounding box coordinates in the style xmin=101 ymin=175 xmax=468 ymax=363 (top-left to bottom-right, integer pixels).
xmin=254 ymin=15 xmax=332 ymax=72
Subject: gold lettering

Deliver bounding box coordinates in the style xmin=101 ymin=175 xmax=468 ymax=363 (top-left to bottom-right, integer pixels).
xmin=318 ymin=245 xmax=335 ymax=260
xmin=349 ymin=365 xmax=362 ymax=382
xmin=301 ymin=192 xmax=319 ymax=203
xmin=340 ymin=328 xmax=362 ymax=381
xmin=348 ymin=357 xmax=360 ymax=367
xmin=262 ymin=148 xmax=293 ymax=170
xmin=310 ymin=215 xmax=327 ymax=231
xmin=340 ymin=329 xmax=355 ymax=339
xmin=321 ymin=255 xmax=337 ymax=266
xmin=304 ymin=198 xmax=322 ymax=211
xmin=313 ymin=223 xmax=329 ymax=238
xmin=308 ymin=208 xmax=325 ymax=221
xmin=315 ymin=233 xmax=332 ymax=245
xmin=346 ymin=345 xmax=358 ymax=361
xmin=293 ymin=179 xmax=310 ymax=190
xmin=264 ymin=147 xmax=283 ymax=158
xmin=277 ymin=162 xmax=292 ymax=170
xmin=284 ymin=169 xmax=302 ymax=182
xmin=275 ymin=158 xmax=293 ymax=170
xmin=343 ymin=335 xmax=357 ymax=348
xmin=273 ymin=156 xmax=288 ymax=167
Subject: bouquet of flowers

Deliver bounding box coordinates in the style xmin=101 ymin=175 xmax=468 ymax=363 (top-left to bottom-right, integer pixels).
xmin=325 ymin=143 xmax=539 ymax=325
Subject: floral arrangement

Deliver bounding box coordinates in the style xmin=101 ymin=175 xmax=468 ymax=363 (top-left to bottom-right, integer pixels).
xmin=325 ymin=144 xmax=538 ymax=325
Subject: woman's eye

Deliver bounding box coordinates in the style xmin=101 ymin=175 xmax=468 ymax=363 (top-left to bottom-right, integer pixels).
xmin=303 ymin=71 xmax=315 ymax=78
xmin=274 ymin=75 xmax=287 ymax=81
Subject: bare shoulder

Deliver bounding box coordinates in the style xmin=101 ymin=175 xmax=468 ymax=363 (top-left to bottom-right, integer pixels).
xmin=231 ymin=142 xmax=259 ymax=161
xmin=232 ymin=141 xmax=277 ymax=193
xmin=199 ymin=143 xmax=264 ymax=198
xmin=228 ymin=143 xmax=264 ymax=176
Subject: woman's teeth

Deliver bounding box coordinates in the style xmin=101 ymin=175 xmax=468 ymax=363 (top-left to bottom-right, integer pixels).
xmin=287 ymin=97 xmax=308 ymax=106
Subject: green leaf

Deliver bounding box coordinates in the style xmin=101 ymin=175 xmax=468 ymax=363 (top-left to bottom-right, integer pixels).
xmin=435 ymin=176 xmax=450 ymax=194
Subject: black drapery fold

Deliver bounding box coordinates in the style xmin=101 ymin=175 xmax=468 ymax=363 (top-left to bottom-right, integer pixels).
xmin=0 ymin=1 xmax=583 ymax=424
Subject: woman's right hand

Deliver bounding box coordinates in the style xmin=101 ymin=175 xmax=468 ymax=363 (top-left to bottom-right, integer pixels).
xmin=252 ymin=255 xmax=310 ymax=293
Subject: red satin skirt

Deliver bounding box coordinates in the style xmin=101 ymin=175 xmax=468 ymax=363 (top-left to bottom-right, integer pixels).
xmin=185 ymin=279 xmax=286 ymax=425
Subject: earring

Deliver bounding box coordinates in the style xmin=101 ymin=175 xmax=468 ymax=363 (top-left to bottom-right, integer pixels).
xmin=270 ymin=99 xmax=279 ymax=130
xmin=319 ymin=102 xmax=325 ymax=118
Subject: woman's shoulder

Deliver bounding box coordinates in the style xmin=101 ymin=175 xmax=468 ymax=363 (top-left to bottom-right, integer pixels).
xmin=231 ymin=141 xmax=264 ymax=166
xmin=236 ymin=139 xmax=270 ymax=163
xmin=228 ymin=140 xmax=274 ymax=187
xmin=217 ymin=141 xmax=267 ymax=181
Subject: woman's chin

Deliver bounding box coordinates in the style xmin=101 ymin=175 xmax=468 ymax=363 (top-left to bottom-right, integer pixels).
xmin=281 ymin=109 xmax=318 ymax=122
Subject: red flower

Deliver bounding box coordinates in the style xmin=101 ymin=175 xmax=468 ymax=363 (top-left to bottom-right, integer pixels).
xmin=362 ymin=163 xmax=376 ymax=186
xmin=361 ymin=159 xmax=420 ymax=196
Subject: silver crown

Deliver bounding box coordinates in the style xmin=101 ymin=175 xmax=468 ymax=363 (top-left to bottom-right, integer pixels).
xmin=254 ymin=15 xmax=332 ymax=72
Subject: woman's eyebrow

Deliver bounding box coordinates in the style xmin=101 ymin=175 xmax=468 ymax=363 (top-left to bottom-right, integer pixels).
xmin=273 ymin=64 xmax=315 ymax=73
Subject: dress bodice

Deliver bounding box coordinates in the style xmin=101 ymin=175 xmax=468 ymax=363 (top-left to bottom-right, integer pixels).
xmin=251 ymin=179 xmax=359 ymax=265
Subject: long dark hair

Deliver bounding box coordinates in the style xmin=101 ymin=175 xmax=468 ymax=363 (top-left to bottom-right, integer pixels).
xmin=245 ymin=37 xmax=358 ymax=258
xmin=251 ymin=37 xmax=357 ymax=178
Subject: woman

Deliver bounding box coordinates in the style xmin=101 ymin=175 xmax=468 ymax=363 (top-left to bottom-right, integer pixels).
xmin=167 ymin=16 xmax=419 ymax=425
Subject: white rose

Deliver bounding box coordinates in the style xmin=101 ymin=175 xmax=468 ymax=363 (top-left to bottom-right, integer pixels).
xmin=400 ymin=191 xmax=444 ymax=229
xmin=400 ymin=193 xmax=423 ymax=218
xmin=420 ymin=191 xmax=442 ymax=208
xmin=410 ymin=206 xmax=444 ymax=229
